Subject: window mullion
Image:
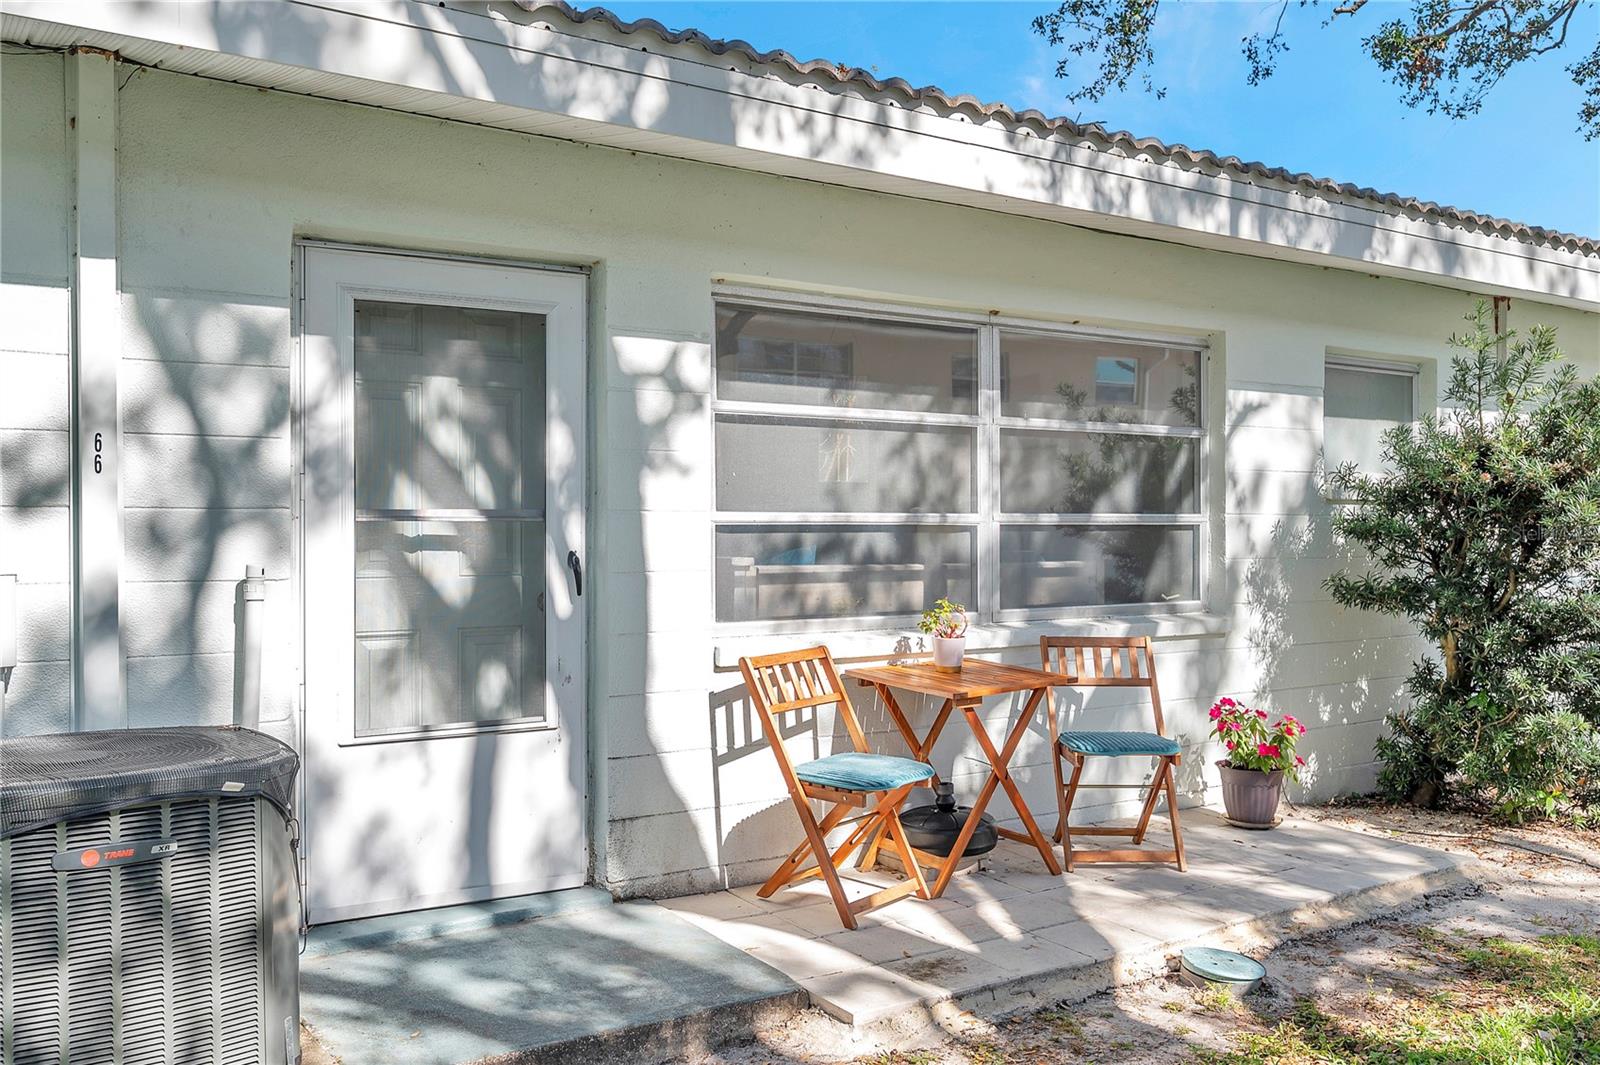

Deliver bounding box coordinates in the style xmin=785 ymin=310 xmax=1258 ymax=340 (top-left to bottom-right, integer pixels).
xmin=978 ymin=323 xmax=1000 ymax=621
xmin=715 ymin=399 xmax=978 ymax=428
xmin=997 ymin=513 xmax=1203 ymax=525
xmin=996 ymin=416 xmax=1204 ymax=438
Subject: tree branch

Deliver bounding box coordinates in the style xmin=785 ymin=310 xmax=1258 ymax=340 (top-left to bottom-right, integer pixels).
xmin=1036 ymin=0 xmax=1598 ymax=135
xmin=1524 ymin=0 xmax=1583 ymax=57
xmin=1418 ymin=0 xmax=1505 ymax=50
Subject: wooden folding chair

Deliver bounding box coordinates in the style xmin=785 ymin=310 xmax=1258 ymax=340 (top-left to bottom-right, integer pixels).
xmin=1040 ymin=635 xmax=1187 ymax=872
xmin=740 ymin=647 xmax=936 ymax=929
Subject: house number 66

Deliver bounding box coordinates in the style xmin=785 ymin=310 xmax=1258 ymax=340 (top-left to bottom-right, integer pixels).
xmin=93 ymin=433 xmax=103 ymax=474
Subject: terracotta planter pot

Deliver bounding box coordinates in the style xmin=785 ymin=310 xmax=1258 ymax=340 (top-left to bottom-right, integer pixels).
xmin=932 ymin=636 xmax=966 ymax=673
xmin=1217 ymin=761 xmax=1284 ymax=827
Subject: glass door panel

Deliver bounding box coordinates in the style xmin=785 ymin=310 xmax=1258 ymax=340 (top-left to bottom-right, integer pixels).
xmin=352 ymin=300 xmax=547 ymax=737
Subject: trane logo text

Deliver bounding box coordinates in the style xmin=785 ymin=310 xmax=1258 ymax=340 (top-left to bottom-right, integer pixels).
xmin=51 ymin=838 xmax=181 ymax=872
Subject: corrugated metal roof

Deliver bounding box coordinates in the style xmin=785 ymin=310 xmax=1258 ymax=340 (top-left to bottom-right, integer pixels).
xmin=518 ymin=0 xmax=1598 ymax=258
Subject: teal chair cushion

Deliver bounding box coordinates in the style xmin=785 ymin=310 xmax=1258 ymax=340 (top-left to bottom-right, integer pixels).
xmin=794 ymin=752 xmax=935 ymax=792
xmin=1060 ymin=731 xmax=1180 ymax=758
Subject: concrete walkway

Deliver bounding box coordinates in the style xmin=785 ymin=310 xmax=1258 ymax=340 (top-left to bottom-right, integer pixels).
xmin=658 ymin=810 xmax=1472 ymax=1033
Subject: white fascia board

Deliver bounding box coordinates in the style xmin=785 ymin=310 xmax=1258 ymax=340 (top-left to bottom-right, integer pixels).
xmin=5 ymin=0 xmax=1595 ymax=309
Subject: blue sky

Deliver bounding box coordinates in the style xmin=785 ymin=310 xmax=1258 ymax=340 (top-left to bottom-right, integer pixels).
xmin=603 ymin=1 xmax=1600 ymax=238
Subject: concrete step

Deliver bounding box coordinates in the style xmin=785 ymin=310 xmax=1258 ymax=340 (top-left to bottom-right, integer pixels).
xmin=300 ymin=895 xmax=805 ymax=1065
xmin=304 ymin=886 xmax=616 ymax=959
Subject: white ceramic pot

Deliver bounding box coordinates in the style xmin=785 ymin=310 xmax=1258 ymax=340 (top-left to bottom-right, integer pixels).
xmin=933 ymin=636 xmax=966 ymax=673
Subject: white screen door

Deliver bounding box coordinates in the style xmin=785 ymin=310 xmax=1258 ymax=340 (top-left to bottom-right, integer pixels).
xmin=299 ymin=245 xmax=587 ymax=924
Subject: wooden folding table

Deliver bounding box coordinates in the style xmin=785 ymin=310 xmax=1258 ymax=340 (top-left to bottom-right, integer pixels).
xmin=843 ymin=659 xmax=1067 ymax=897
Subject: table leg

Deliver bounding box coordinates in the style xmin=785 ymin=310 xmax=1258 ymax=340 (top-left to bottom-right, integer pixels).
xmin=966 ymin=687 xmax=1063 ymax=876
xmin=859 ymin=689 xmax=957 ymax=872
xmin=875 ymin=685 xmax=952 ymax=788
xmin=927 ymin=717 xmax=1000 ymax=896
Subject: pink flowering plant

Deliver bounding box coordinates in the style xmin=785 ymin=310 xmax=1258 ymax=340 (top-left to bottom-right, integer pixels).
xmin=1208 ymin=697 xmax=1308 ymax=780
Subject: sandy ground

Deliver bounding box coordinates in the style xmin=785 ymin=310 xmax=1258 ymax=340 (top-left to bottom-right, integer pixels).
xmin=687 ymin=803 xmax=1600 ymax=1065
xmin=299 ymin=803 xmax=1596 ymax=1065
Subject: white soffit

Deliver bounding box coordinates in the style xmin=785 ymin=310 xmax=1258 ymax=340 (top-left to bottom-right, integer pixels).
xmin=2 ymin=0 xmax=1595 ymax=309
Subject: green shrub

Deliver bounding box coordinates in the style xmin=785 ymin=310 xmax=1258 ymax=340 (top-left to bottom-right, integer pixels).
xmin=1458 ymin=709 xmax=1600 ymax=821
xmin=1326 ymin=302 xmax=1600 ymax=819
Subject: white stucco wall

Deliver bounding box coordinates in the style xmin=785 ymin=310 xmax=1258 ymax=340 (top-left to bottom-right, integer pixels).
xmin=3 ymin=64 xmax=1596 ymax=897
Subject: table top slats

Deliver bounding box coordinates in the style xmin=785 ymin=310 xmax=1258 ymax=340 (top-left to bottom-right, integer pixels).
xmin=842 ymin=659 xmax=1067 ymax=700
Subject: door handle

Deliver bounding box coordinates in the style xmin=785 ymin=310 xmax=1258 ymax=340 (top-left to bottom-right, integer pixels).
xmin=566 ymin=550 xmax=583 ymax=597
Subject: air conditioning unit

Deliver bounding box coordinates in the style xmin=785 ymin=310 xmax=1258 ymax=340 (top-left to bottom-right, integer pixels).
xmin=0 ymin=726 xmax=302 ymax=1065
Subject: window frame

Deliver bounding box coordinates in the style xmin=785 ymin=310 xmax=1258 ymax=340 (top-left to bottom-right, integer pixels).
xmin=1322 ymin=353 xmax=1421 ymax=493
xmin=709 ymin=286 xmax=1210 ymax=633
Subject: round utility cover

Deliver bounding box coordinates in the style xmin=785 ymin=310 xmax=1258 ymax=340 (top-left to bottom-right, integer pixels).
xmin=1180 ymin=947 xmax=1266 ymax=989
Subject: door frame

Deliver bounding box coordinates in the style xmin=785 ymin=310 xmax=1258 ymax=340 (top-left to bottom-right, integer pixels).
xmin=290 ymin=239 xmax=592 ymax=919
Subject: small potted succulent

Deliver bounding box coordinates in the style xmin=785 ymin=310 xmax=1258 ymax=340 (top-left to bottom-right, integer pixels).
xmin=1208 ymin=698 xmax=1308 ymax=828
xmin=919 ymin=597 xmax=969 ymax=673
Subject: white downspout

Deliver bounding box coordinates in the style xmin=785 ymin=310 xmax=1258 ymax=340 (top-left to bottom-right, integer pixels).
xmin=234 ymin=565 xmax=266 ymax=730
xmin=67 ymin=46 xmax=127 ymax=730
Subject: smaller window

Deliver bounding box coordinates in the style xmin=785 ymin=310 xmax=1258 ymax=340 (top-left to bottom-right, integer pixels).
xmin=1324 ymin=358 xmax=1417 ymax=477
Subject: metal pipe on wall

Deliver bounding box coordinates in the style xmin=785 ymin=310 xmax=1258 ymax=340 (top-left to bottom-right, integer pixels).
xmin=0 ymin=574 xmax=16 ymax=724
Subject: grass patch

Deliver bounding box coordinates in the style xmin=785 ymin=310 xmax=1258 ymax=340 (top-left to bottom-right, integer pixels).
xmin=1193 ymin=985 xmax=1243 ymax=1015
xmin=1192 ymin=932 xmax=1600 ymax=1064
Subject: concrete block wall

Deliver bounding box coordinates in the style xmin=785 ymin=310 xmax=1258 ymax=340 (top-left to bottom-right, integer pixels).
xmin=2 ymin=63 xmax=1595 ymax=899
xmin=117 ymin=288 xmax=296 ymax=730
xmin=1 ymin=50 xmax=72 ymax=736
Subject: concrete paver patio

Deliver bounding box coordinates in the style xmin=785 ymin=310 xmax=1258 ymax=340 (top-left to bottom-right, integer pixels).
xmin=659 ymin=809 xmax=1473 ymax=1032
